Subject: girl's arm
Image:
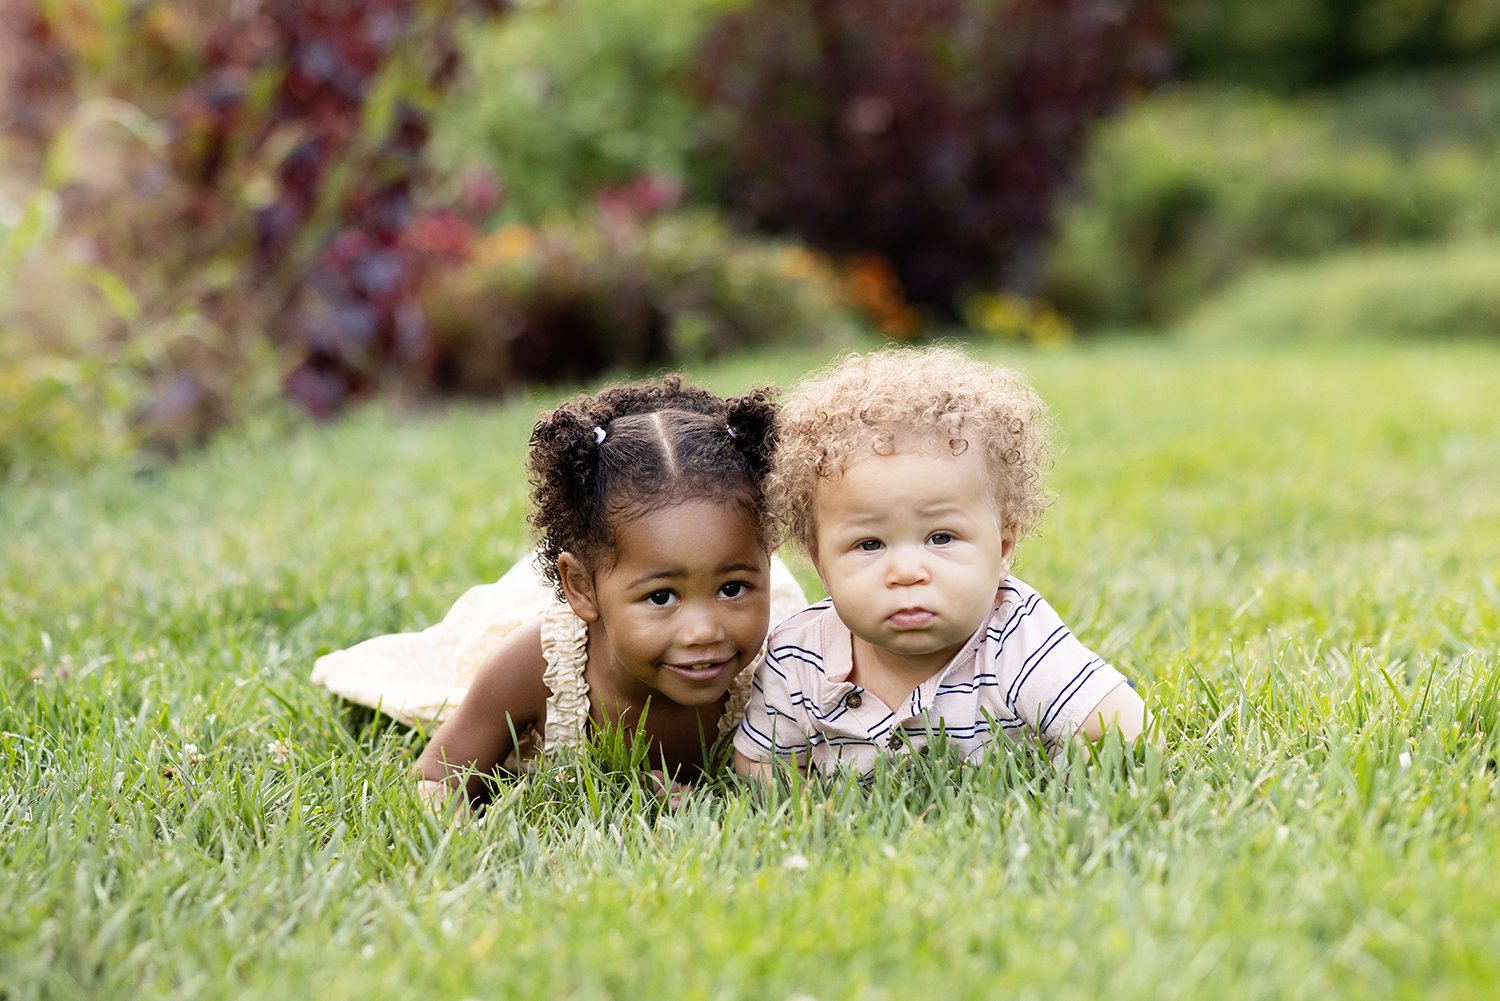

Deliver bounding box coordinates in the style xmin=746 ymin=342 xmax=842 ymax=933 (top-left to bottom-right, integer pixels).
xmin=414 ymin=618 xmax=551 ymax=806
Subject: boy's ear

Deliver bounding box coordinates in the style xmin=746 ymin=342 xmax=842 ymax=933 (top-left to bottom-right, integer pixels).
xmin=1000 ymin=522 xmax=1017 ymax=575
xmin=557 ymin=552 xmax=600 ymax=622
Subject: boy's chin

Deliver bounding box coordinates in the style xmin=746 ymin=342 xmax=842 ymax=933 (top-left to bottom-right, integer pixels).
xmin=862 ymin=630 xmax=967 ymax=666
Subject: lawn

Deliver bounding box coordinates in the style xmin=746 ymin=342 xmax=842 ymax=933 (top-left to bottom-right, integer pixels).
xmin=3 ymin=338 xmax=1498 ymax=1000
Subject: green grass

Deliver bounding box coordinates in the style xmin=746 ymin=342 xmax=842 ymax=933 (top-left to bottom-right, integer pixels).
xmin=3 ymin=339 xmax=1498 ymax=1000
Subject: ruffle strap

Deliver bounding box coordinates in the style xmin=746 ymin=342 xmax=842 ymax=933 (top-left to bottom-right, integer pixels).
xmin=538 ymin=601 xmax=591 ymax=752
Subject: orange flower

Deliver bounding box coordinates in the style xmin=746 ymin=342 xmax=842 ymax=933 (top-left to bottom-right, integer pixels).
xmin=472 ymin=224 xmax=537 ymax=269
xmin=840 ymin=254 xmax=920 ymax=340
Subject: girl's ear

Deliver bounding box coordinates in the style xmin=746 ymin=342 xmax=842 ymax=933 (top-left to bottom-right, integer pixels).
xmin=557 ymin=552 xmax=601 ymax=622
xmin=1000 ymin=522 xmax=1017 ymax=577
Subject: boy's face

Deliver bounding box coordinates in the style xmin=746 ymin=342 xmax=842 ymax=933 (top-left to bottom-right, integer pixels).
xmin=810 ymin=436 xmax=1015 ymax=679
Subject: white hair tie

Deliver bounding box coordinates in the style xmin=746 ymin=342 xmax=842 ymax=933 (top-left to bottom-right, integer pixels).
xmin=726 ymin=425 xmax=739 ymax=440
xmin=593 ymin=426 xmax=607 ymax=445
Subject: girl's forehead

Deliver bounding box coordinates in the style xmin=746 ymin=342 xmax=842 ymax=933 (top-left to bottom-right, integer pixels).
xmin=607 ymin=491 xmax=764 ymax=548
xmin=601 ymin=497 xmax=769 ymax=578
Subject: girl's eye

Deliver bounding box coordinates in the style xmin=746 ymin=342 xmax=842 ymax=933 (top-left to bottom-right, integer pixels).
xmin=718 ymin=581 xmax=750 ymax=599
xmin=856 ymin=539 xmax=883 ymax=552
xmin=929 ymin=532 xmax=954 ymax=546
xmin=645 ymin=590 xmax=678 ymax=607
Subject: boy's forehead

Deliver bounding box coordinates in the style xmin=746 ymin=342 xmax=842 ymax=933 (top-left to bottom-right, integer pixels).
xmin=810 ymin=439 xmax=1007 ymax=529
xmin=821 ymin=428 xmax=990 ymax=482
xmin=845 ymin=427 xmax=968 ymax=463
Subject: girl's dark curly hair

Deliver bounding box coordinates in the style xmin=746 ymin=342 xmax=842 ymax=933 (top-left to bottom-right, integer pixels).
xmin=528 ymin=374 xmax=779 ymax=595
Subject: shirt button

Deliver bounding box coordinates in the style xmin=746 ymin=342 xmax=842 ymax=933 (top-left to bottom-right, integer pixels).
xmin=887 ymin=730 xmax=902 ymax=749
xmin=845 ymin=692 xmax=861 ymax=709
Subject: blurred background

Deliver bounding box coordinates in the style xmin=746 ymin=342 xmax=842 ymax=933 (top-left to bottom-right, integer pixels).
xmin=2 ymin=0 xmax=1498 ymax=475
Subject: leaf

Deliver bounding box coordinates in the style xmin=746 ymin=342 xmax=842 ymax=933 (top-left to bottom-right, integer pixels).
xmin=75 ymin=263 xmax=141 ymax=324
xmin=1 ymin=192 xmax=61 ymax=266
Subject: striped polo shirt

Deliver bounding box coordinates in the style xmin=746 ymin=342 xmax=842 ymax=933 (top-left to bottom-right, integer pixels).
xmin=734 ymin=577 xmax=1129 ymax=777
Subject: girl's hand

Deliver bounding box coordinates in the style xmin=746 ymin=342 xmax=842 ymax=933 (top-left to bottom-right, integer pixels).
xmin=417 ymin=778 xmax=469 ymax=817
xmin=646 ymin=769 xmax=694 ymax=810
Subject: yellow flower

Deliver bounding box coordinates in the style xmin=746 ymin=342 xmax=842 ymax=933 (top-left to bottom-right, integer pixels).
xmin=473 ymin=224 xmax=537 ymax=268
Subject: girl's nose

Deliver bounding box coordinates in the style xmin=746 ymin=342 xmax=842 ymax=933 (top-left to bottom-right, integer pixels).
xmin=679 ymin=603 xmax=727 ymax=645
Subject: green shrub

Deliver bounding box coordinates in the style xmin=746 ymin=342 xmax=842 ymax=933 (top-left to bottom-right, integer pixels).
xmin=432 ymin=0 xmax=742 ymax=222
xmin=1 ymin=187 xmax=143 ymax=473
xmin=1043 ymin=86 xmax=1500 ymax=327
xmin=420 ymin=209 xmax=864 ymax=393
xmin=1327 ymin=59 xmax=1500 ymax=153
xmin=1177 ymin=240 xmax=1500 ymax=344
xmin=1172 ymin=0 xmax=1500 ymax=90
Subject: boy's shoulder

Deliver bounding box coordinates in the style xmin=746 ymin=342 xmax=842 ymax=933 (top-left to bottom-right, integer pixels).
xmin=995 ymin=575 xmax=1043 ymax=612
xmin=762 ymin=598 xmax=844 ymax=677
xmin=986 ymin=576 xmax=1062 ymax=636
xmin=767 ymin=596 xmax=838 ymax=646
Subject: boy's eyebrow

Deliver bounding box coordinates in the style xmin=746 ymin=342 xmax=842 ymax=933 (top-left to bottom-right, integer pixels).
xmin=829 ymin=501 xmax=966 ymax=526
xmin=914 ymin=500 xmax=967 ymax=516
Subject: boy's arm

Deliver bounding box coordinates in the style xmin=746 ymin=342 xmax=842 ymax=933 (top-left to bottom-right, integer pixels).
xmin=731 ymin=641 xmax=816 ymax=784
xmin=413 ymin=618 xmax=550 ymax=806
xmin=733 ymin=748 xmax=779 ymax=783
xmin=1075 ymin=682 xmax=1157 ymax=747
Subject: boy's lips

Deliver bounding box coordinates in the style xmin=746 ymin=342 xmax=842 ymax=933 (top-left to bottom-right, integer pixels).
xmin=887 ymin=608 xmax=935 ymax=629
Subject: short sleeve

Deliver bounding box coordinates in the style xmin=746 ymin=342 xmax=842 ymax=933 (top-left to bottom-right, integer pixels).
xmin=992 ymin=585 xmax=1129 ymax=752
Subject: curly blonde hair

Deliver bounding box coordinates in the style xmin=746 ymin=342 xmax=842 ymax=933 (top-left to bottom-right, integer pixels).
xmin=769 ymin=345 xmax=1055 ymax=555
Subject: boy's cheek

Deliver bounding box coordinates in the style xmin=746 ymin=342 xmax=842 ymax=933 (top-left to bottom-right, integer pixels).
xmin=808 ymin=550 xmax=830 ymax=589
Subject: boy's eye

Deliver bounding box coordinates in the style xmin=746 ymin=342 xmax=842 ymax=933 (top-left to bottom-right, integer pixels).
xmin=718 ymin=581 xmax=750 ymax=599
xmin=856 ymin=539 xmax=883 ymax=552
xmin=929 ymin=532 xmax=954 ymax=546
xmin=645 ymin=590 xmax=678 ymax=606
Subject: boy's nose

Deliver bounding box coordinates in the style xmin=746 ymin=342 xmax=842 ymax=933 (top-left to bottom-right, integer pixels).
xmin=885 ymin=546 xmax=931 ymax=586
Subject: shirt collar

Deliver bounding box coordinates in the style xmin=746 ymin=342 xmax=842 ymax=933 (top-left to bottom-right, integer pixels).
xmin=813 ymin=593 xmax=1001 ymax=710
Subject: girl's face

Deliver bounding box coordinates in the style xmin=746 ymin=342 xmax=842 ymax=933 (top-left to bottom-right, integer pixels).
xmin=562 ymin=498 xmax=772 ymax=708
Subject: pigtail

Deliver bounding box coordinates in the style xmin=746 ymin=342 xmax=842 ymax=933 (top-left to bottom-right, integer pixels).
xmin=723 ymin=387 xmax=779 ymax=483
xmin=527 ymin=405 xmax=609 ymax=591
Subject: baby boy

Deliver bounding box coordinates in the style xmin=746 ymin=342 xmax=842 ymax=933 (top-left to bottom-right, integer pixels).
xmin=734 ymin=346 xmax=1149 ymax=779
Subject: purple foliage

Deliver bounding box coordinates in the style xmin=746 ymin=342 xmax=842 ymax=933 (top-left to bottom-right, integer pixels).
xmin=694 ymin=0 xmax=1169 ymax=315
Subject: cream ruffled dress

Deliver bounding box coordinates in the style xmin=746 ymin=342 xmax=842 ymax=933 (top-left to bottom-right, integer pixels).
xmin=311 ymin=551 xmax=810 ymax=754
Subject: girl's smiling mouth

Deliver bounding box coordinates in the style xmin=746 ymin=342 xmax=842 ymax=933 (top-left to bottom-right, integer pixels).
xmin=662 ymin=656 xmax=736 ymax=681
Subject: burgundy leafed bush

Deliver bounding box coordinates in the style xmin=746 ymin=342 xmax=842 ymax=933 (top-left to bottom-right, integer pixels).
xmin=169 ymin=0 xmax=507 ymax=418
xmin=694 ymin=0 xmax=1169 ymax=316
xmin=3 ymin=0 xmax=507 ymax=444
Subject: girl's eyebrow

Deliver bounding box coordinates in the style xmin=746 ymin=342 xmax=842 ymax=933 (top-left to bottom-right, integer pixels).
xmin=625 ymin=562 xmax=765 ymax=589
xmin=625 ymin=569 xmax=678 ymax=589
